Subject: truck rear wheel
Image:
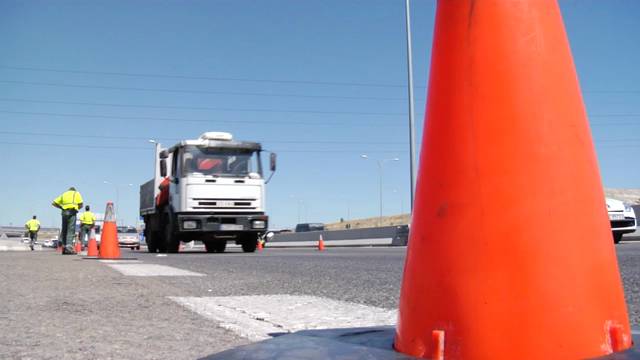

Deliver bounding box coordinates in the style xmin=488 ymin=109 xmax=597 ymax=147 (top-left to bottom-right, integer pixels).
xmin=164 ymin=219 xmax=180 ymax=253
xmin=146 ymin=231 xmax=159 ymax=253
xmin=204 ymin=240 xmax=226 ymax=253
xmin=240 ymin=235 xmax=258 ymax=253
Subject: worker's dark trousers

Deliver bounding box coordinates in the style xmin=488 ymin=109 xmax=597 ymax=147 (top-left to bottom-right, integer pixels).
xmin=80 ymin=224 xmax=92 ymax=246
xmin=60 ymin=209 xmax=77 ymax=251
xmin=28 ymin=231 xmax=37 ymax=249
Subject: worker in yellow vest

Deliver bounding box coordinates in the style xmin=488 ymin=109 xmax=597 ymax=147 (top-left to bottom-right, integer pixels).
xmin=78 ymin=205 xmax=96 ymax=249
xmin=52 ymin=187 xmax=84 ymax=255
xmin=24 ymin=215 xmax=41 ymax=251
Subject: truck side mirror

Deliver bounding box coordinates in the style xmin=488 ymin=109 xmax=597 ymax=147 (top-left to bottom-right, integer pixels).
xmin=159 ymin=150 xmax=169 ymax=159
xmin=160 ymin=159 xmax=167 ymax=177
xmin=270 ymin=153 xmax=277 ymax=172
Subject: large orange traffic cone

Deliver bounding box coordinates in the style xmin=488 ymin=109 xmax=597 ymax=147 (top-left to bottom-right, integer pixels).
xmin=99 ymin=202 xmax=121 ymax=259
xmin=317 ymin=234 xmax=325 ymax=251
xmin=394 ymin=1 xmax=632 ymax=359
xmin=86 ymin=228 xmax=99 ymax=257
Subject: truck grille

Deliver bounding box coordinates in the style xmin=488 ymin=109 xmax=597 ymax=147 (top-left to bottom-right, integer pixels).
xmin=192 ymin=198 xmax=257 ymax=210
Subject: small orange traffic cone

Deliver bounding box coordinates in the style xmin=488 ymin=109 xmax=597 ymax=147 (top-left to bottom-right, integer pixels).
xmin=394 ymin=1 xmax=633 ymax=359
xmin=74 ymin=240 xmax=82 ymax=253
xmin=56 ymin=243 xmax=62 ymax=253
xmin=99 ymin=202 xmax=121 ymax=259
xmin=317 ymin=234 xmax=325 ymax=251
xmin=257 ymin=240 xmax=263 ymax=251
xmin=86 ymin=229 xmax=99 ymax=257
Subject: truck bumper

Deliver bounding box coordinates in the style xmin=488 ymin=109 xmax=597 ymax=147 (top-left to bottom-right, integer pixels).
xmin=176 ymin=213 xmax=268 ymax=233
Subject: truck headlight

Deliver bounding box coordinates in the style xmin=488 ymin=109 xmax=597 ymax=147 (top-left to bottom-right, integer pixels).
xmin=624 ymin=203 xmax=633 ymax=213
xmin=252 ymin=220 xmax=266 ymax=229
xmin=183 ymin=220 xmax=199 ymax=230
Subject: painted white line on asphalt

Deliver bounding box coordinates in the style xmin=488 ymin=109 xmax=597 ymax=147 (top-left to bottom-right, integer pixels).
xmin=99 ymin=259 xmax=142 ymax=264
xmin=106 ymin=263 xmax=205 ymax=276
xmin=169 ymin=295 xmax=397 ymax=341
xmin=0 ymin=245 xmax=30 ymax=251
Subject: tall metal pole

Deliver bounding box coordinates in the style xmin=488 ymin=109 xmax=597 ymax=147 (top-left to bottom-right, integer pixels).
xmin=115 ymin=186 xmax=120 ymax=222
xmin=404 ymin=0 xmax=417 ymax=212
xmin=378 ymin=161 xmax=383 ymax=227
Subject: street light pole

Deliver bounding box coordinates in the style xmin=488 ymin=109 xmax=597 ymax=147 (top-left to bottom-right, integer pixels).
xmin=361 ymin=155 xmax=399 ymax=227
xmin=289 ymin=195 xmax=303 ymax=225
xmin=103 ymin=181 xmax=118 ymax=220
xmin=104 ymin=181 xmax=132 ymax=224
xmin=404 ymin=0 xmax=417 ymax=213
xmin=149 ymin=139 xmax=160 ymax=191
xmin=377 ymin=160 xmax=383 ymax=226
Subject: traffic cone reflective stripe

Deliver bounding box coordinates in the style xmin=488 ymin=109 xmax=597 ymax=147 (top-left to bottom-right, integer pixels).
xmin=431 ymin=331 xmax=445 ymax=360
xmin=394 ymin=1 xmax=632 ymax=359
xmin=98 ymin=202 xmax=121 ymax=259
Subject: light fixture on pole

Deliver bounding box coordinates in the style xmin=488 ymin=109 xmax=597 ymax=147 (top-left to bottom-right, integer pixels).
xmin=361 ymin=154 xmax=399 ymax=227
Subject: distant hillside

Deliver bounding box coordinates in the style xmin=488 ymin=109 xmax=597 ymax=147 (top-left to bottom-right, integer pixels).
xmin=325 ymin=213 xmax=411 ymax=230
xmin=325 ymin=188 xmax=640 ymax=230
xmin=605 ymin=189 xmax=640 ymax=204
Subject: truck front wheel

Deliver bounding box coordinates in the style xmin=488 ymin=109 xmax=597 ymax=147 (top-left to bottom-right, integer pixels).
xmin=204 ymin=240 xmax=226 ymax=253
xmin=240 ymin=235 xmax=258 ymax=253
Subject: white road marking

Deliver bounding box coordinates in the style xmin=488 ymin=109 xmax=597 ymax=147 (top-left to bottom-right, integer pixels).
xmin=106 ymin=263 xmax=205 ymax=276
xmin=99 ymin=259 xmax=142 ymax=264
xmin=0 ymin=245 xmax=30 ymax=251
xmin=169 ymin=295 xmax=397 ymax=341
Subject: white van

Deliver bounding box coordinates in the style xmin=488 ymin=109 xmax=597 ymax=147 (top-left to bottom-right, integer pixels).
xmin=607 ymin=198 xmax=637 ymax=244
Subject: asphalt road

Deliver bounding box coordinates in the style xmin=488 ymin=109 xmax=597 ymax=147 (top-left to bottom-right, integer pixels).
xmin=1 ymin=242 xmax=639 ymax=359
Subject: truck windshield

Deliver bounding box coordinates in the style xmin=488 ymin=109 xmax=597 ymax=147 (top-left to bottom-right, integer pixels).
xmin=182 ymin=146 xmax=262 ymax=177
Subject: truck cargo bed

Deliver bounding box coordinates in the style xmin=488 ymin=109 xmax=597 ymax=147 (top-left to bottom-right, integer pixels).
xmin=139 ymin=179 xmax=156 ymax=215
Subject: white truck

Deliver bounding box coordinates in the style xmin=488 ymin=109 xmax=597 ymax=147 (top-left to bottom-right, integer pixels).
xmin=139 ymin=132 xmax=276 ymax=253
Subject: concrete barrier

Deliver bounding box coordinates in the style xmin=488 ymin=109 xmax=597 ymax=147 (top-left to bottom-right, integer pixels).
xmin=267 ymin=225 xmax=409 ymax=248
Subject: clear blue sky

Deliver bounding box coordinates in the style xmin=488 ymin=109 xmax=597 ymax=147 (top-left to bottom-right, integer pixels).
xmin=0 ymin=0 xmax=638 ymax=228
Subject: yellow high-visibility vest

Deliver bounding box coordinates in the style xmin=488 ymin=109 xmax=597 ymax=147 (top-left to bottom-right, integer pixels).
xmin=53 ymin=190 xmax=84 ymax=210
xmin=25 ymin=219 xmax=40 ymax=232
xmin=79 ymin=211 xmax=96 ymax=225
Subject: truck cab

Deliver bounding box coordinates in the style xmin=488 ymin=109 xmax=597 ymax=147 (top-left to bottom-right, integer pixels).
xmin=140 ymin=132 xmax=275 ymax=253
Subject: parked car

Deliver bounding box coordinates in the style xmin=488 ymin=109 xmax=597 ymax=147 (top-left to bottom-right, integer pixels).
xmin=294 ymin=223 xmax=325 ymax=232
xmin=607 ymin=198 xmax=637 ymax=244
xmin=117 ymin=226 xmax=141 ymax=250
